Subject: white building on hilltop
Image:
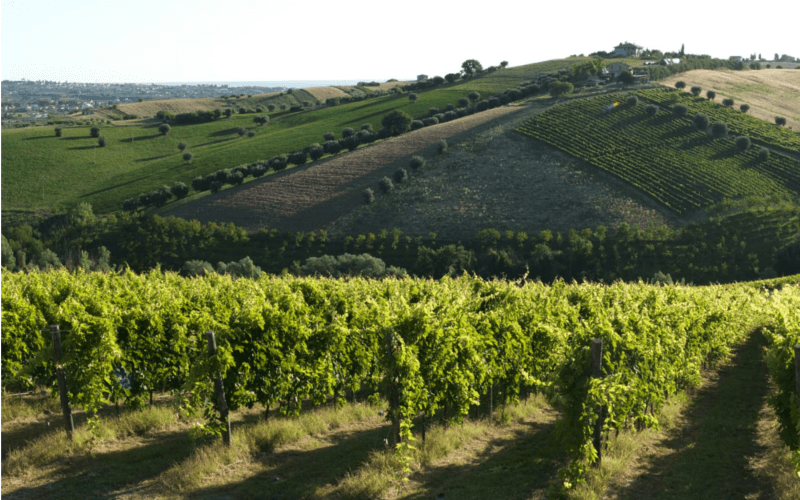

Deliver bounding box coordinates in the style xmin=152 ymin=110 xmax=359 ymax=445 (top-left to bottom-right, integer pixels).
xmin=611 ymin=42 xmax=643 ymax=57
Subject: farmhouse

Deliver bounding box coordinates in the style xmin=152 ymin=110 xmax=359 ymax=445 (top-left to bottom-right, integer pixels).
xmin=611 ymin=42 xmax=642 ymax=57
xmin=606 ymin=62 xmax=632 ymax=76
xmin=660 ymin=58 xmax=681 ymax=65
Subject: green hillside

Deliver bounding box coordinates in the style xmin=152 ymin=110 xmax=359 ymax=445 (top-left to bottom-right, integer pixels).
xmin=517 ymin=88 xmax=800 ymax=214
xmin=1 ymin=88 xmax=478 ymax=213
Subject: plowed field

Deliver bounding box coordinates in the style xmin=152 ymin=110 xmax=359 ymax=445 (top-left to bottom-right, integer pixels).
xmin=167 ymin=106 xmax=522 ymax=233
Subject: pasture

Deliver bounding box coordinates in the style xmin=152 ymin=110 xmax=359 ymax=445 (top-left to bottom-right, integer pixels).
xmin=1 ymin=87 xmax=491 ymax=214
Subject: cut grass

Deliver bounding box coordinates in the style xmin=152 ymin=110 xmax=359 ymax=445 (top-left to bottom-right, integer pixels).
xmin=319 ymin=394 xmax=555 ymax=500
xmin=2 ymin=404 xmax=180 ymax=478
xmin=155 ymin=401 xmax=381 ymax=493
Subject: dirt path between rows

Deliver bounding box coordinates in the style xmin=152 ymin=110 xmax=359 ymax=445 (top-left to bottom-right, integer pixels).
xmin=168 ymin=106 xmax=523 ymax=234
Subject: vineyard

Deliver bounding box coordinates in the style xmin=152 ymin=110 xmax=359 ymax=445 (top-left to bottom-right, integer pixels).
xmin=3 ymin=270 xmax=799 ymax=495
xmin=516 ymin=88 xmax=800 ymax=214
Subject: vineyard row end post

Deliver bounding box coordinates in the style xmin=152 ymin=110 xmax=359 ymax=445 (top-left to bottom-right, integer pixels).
xmin=591 ymin=338 xmax=605 ymax=467
xmin=206 ymin=330 xmax=232 ymax=447
xmin=50 ymin=325 xmax=74 ymax=439
xmin=794 ymin=345 xmax=800 ymax=402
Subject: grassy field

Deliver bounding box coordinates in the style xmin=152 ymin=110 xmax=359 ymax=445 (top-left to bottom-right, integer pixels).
xmin=659 ymin=68 xmax=800 ymax=130
xmin=517 ymin=88 xmax=800 ymax=214
xmin=1 ymin=87 xmax=488 ymax=214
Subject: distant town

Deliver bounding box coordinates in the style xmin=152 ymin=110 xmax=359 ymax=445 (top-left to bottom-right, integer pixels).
xmin=0 ymin=80 xmax=287 ymax=121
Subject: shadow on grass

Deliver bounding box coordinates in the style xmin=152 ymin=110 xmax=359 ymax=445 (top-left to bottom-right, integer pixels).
xmin=188 ymin=422 xmax=392 ymax=500
xmin=193 ymin=137 xmax=238 ymax=148
xmin=23 ymin=135 xmax=57 ymax=140
xmin=400 ymin=416 xmax=565 ymax=500
xmin=67 ymin=145 xmax=102 ymax=151
xmin=134 ymin=154 xmax=173 ymax=162
xmin=614 ymin=331 xmax=775 ymax=500
xmin=1 ymin=429 xmax=195 ymax=500
xmin=118 ymin=134 xmax=163 ymax=143
xmin=208 ymin=127 xmax=244 ymax=138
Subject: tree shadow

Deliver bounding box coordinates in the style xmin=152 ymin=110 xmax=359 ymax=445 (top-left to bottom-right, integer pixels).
xmin=67 ymin=145 xmax=102 ymax=151
xmin=208 ymin=128 xmax=244 ymax=138
xmin=118 ymin=134 xmax=162 ymax=143
xmin=193 ymin=137 xmax=238 ymax=148
xmin=134 ymin=154 xmax=173 ymax=162
xmin=613 ymin=331 xmax=776 ymax=500
xmin=23 ymin=135 xmax=57 ymax=140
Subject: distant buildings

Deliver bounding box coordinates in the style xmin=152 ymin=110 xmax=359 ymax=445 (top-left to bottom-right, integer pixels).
xmin=611 ymin=42 xmax=643 ymax=58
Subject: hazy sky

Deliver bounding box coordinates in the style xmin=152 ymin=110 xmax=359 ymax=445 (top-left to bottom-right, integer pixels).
xmin=2 ymin=0 xmax=797 ymax=83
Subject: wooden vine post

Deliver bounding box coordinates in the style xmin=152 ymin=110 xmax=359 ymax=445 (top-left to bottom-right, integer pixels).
xmin=385 ymin=330 xmax=401 ymax=446
xmin=206 ymin=330 xmax=232 ymax=447
xmin=794 ymin=345 xmax=800 ymax=401
xmin=591 ymin=338 xmax=605 ymax=466
xmin=50 ymin=325 xmax=74 ymax=439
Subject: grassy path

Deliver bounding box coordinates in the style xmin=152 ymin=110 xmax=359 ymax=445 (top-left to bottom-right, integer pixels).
xmin=604 ymin=331 xmax=785 ymax=500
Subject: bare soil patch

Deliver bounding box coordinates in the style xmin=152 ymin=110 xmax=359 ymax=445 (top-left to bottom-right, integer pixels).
xmin=167 ymin=106 xmax=522 ymax=234
xmin=660 ymin=68 xmax=800 ymax=129
xmin=117 ymin=98 xmax=222 ymax=117
xmin=329 ymin=103 xmax=677 ymax=241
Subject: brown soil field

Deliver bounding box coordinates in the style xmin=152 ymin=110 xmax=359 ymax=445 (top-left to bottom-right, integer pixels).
xmin=303 ymin=86 xmax=349 ymax=101
xmin=329 ymin=104 xmax=676 ymax=241
xmin=116 ymin=98 xmax=223 ymax=117
xmin=660 ymin=68 xmax=800 ymax=129
xmin=167 ymin=106 xmax=523 ymax=233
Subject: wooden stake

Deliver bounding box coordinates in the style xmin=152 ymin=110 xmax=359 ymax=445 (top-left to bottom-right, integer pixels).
xmin=385 ymin=331 xmax=401 ymax=446
xmin=206 ymin=330 xmax=232 ymax=446
xmin=794 ymin=345 xmax=800 ymax=401
xmin=591 ymin=338 xmax=604 ymax=466
xmin=50 ymin=325 xmax=74 ymax=439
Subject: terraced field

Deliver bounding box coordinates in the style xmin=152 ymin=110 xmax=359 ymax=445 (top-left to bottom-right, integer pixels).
xmin=517 ymin=88 xmax=800 ymax=214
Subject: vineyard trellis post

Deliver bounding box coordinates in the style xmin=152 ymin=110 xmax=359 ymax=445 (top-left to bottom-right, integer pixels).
xmin=385 ymin=330 xmax=401 ymax=446
xmin=50 ymin=325 xmax=74 ymax=439
xmin=794 ymin=345 xmax=800 ymax=401
xmin=206 ymin=330 xmax=232 ymax=447
xmin=591 ymin=338 xmax=605 ymax=466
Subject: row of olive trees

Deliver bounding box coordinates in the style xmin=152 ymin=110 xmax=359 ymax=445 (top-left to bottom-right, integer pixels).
xmin=123 ymin=182 xmax=190 ymax=211
xmin=677 ymin=82 xmax=788 ymax=125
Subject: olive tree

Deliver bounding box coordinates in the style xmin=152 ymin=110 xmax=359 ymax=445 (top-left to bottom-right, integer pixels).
xmin=461 ymin=59 xmax=483 ymax=76
xmin=467 ymin=91 xmax=480 ymax=103
xmin=159 ymin=123 xmax=171 ymax=135
xmin=408 ymin=93 xmax=418 ymax=103
xmin=691 ymin=86 xmax=702 ymax=96
xmin=90 ymin=126 xmax=101 ymax=137
xmin=722 ymin=98 xmax=734 ymax=108
xmin=710 ymin=122 xmax=728 ymax=139
xmin=381 ymin=109 xmax=412 ymax=136
xmin=740 ymin=104 xmax=750 ymax=113
xmin=693 ymin=113 xmax=709 ymax=130
xmin=735 ymin=136 xmax=751 ymax=152
xmin=178 ymin=141 xmax=187 ymax=151
xmin=706 ymin=90 xmax=716 ymax=101
xmin=675 ymin=81 xmax=686 ymax=90
xmin=673 ymin=103 xmax=688 ymax=118
xmin=183 ymin=152 xmax=194 ymax=163
xmin=775 ymin=116 xmax=787 ymax=126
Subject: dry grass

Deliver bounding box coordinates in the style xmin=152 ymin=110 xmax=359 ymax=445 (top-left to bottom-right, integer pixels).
xmin=319 ymin=394 xmax=555 ymax=500
xmin=116 ymin=98 xmax=223 ymax=117
xmin=660 ymin=68 xmax=800 ymax=129
xmin=304 ymin=86 xmax=349 ymax=101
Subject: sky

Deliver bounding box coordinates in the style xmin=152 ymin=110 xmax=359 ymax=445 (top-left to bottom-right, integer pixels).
xmin=1 ymin=0 xmax=798 ymax=84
